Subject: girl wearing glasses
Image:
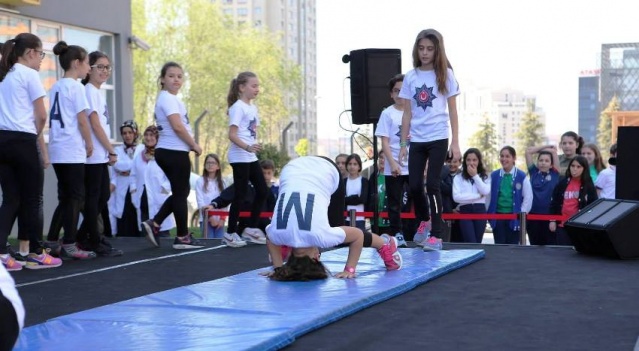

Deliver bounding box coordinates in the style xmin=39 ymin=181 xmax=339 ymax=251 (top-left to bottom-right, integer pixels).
xmin=76 ymin=51 xmax=121 ymax=257
xmin=0 ymin=33 xmax=61 ymax=270
xmin=47 ymin=41 xmax=95 ymax=259
xmin=141 ymin=62 xmax=203 ymax=249
xmin=196 ymin=154 xmax=230 ymax=240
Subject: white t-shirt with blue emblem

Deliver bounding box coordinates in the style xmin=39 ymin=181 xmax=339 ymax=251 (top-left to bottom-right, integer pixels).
xmin=48 ymin=78 xmax=90 ymax=164
xmin=374 ymin=105 xmax=409 ymax=176
xmin=398 ymin=67 xmax=460 ymax=143
xmin=155 ymin=90 xmax=192 ymax=152
xmin=85 ymin=83 xmax=111 ymax=164
xmin=227 ymin=99 xmax=259 ymax=163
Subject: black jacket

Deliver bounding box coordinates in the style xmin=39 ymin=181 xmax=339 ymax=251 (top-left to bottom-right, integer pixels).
xmin=549 ymin=177 xmax=598 ymax=222
xmin=440 ymin=165 xmax=460 ymax=213
xmin=343 ymin=176 xmax=369 ymax=210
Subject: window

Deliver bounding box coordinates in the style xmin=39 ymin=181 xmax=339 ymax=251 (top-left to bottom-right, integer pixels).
xmin=237 ymin=7 xmax=248 ymax=16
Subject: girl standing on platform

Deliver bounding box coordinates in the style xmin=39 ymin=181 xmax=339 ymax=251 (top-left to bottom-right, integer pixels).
xmin=398 ymin=29 xmax=461 ymax=251
xmin=580 ymin=143 xmax=605 ymax=183
xmin=141 ymin=61 xmax=203 ymax=250
xmin=549 ymin=156 xmax=598 ymax=246
xmin=558 ymin=131 xmax=584 ymax=176
xmin=78 ymin=51 xmax=121 ymax=256
xmin=486 ymin=146 xmax=532 ymax=245
xmin=525 ymin=145 xmax=560 ymax=245
xmin=344 ymin=153 xmax=369 ymax=232
xmin=196 ymin=154 xmax=228 ymax=239
xmin=47 ymin=41 xmax=96 ymax=259
xmin=0 ymin=34 xmax=61 ymax=270
xmin=452 ymin=148 xmax=490 ymax=244
xmin=265 ymin=156 xmax=402 ymax=281
xmin=224 ymin=71 xmax=268 ymax=247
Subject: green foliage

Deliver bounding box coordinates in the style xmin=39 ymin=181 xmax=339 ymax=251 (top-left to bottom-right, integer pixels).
xmin=131 ymin=0 xmax=302 ymax=163
xmin=597 ymin=96 xmax=619 ymax=156
xmin=294 ymin=138 xmax=309 ymax=156
xmin=515 ymin=100 xmax=544 ymax=160
xmin=468 ymin=115 xmax=499 ymax=171
xmin=257 ymin=143 xmax=290 ymax=176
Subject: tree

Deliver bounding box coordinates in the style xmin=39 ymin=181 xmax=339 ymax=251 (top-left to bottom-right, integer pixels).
xmin=468 ymin=115 xmax=499 ymax=171
xmin=597 ymin=96 xmax=619 ymax=157
xmin=515 ymin=99 xmax=545 ymax=159
xmin=131 ymin=0 xmax=302 ymax=168
xmin=294 ymin=138 xmax=309 ymax=157
xmin=257 ymin=143 xmax=290 ymax=176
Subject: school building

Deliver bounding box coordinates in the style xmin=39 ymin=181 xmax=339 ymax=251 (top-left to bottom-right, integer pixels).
xmin=1 ymin=0 xmax=134 ymax=233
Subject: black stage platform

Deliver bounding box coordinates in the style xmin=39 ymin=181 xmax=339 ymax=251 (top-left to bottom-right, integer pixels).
xmin=12 ymin=238 xmax=639 ymax=350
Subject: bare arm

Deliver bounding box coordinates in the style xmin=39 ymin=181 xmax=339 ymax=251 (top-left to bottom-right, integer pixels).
xmin=167 ymin=113 xmax=201 ymax=155
xmin=88 ymin=111 xmax=117 ymax=164
xmin=77 ymin=110 xmax=93 ymax=157
xmin=33 ymin=97 xmax=47 ymax=136
xmin=447 ymin=95 xmax=461 ymax=161
xmin=333 ymin=226 xmax=364 ymax=279
xmin=266 ymin=239 xmax=284 ymax=268
xmin=398 ymin=98 xmax=412 ymax=167
xmin=228 ymin=125 xmax=262 ymax=153
xmin=37 ymin=134 xmax=49 ymax=169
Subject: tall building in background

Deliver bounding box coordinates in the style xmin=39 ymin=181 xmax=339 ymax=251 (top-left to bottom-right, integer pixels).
xmin=600 ymin=43 xmax=639 ymax=113
xmin=215 ymin=0 xmax=317 ymax=156
xmin=578 ymin=69 xmax=600 ymax=143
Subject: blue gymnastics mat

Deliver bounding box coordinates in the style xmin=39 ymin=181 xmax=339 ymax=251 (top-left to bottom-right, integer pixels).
xmin=16 ymin=248 xmax=484 ymax=351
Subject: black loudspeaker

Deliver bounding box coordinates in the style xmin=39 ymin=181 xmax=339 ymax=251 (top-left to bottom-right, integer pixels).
xmin=564 ymin=198 xmax=639 ymax=259
xmin=616 ymin=126 xmax=639 ymax=200
xmin=348 ymin=49 xmax=402 ymax=125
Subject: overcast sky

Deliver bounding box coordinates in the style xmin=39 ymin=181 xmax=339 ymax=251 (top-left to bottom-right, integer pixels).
xmin=316 ymin=0 xmax=637 ymax=140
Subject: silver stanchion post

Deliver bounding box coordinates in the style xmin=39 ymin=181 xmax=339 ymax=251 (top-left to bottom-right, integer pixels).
xmin=349 ymin=209 xmax=357 ymax=227
xmin=519 ymin=212 xmax=527 ymax=245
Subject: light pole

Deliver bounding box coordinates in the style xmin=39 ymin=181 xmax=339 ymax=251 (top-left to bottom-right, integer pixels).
xmin=193 ymin=109 xmax=209 ymax=173
xmin=350 ymin=128 xmax=359 ymax=154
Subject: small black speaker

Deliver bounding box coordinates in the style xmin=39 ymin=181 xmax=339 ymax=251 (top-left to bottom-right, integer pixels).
xmin=348 ymin=49 xmax=402 ymax=125
xmin=616 ymin=126 xmax=639 ymax=200
xmin=565 ymin=198 xmax=639 ymax=259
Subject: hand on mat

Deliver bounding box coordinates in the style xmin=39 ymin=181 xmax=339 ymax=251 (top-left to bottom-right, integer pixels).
xmin=259 ymin=270 xmax=274 ymax=277
xmin=334 ymin=271 xmax=356 ymax=279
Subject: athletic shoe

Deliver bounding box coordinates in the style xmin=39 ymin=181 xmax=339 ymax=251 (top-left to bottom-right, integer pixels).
xmin=1 ymin=254 xmax=22 ymax=271
xmin=10 ymin=252 xmax=28 ymax=267
xmin=142 ymin=219 xmax=161 ymax=248
xmin=413 ymin=220 xmax=432 ymax=246
xmin=422 ymin=236 xmax=443 ymax=251
xmin=61 ymin=243 xmax=97 ymax=260
xmin=42 ymin=240 xmax=61 ymax=257
xmin=25 ymin=249 xmax=62 ymax=269
xmin=395 ymin=233 xmax=408 ymax=248
xmin=241 ymin=227 xmax=267 ymax=244
xmin=172 ymin=233 xmax=205 ymax=250
xmin=94 ymin=243 xmax=124 ymax=257
xmin=222 ymin=232 xmax=247 ymax=248
xmin=377 ymin=236 xmax=402 ymax=271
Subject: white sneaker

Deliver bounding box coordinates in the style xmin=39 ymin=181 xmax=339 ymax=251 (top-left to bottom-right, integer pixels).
xmin=241 ymin=227 xmax=267 ymax=245
xmin=222 ymin=233 xmax=247 ymax=248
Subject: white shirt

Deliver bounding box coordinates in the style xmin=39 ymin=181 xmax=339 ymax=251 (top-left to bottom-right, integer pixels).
xmin=155 ymin=90 xmax=192 ymax=152
xmin=398 ymin=68 xmax=460 ymax=142
xmin=345 ymin=176 xmax=365 ymax=221
xmin=595 ymin=166 xmax=616 ymax=199
xmin=195 ymin=176 xmax=228 ymax=223
xmin=0 ymin=263 xmax=24 ymax=332
xmin=85 ymin=83 xmax=111 ymax=164
xmin=227 ymin=100 xmax=259 ymax=163
xmin=453 ymin=173 xmax=491 ymax=206
xmin=266 ymin=156 xmax=346 ymax=248
xmin=0 ymin=63 xmax=46 ymax=134
xmin=374 ymin=104 xmax=409 ymax=175
xmin=48 ymin=78 xmax=90 ymax=164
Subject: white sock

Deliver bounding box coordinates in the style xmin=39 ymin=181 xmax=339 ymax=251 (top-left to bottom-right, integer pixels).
xmin=19 ymin=251 xmax=29 ymax=257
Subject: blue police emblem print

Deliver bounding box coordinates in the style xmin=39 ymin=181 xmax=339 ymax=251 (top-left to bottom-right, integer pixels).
xmin=248 ymin=118 xmax=257 ymax=139
xmin=413 ymin=84 xmax=437 ymax=111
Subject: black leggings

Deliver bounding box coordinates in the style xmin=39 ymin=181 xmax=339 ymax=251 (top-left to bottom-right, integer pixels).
xmin=228 ymin=161 xmax=267 ymax=233
xmin=0 ymin=131 xmax=41 ymax=254
xmin=76 ymin=163 xmax=110 ymax=247
xmin=154 ymin=148 xmax=191 ymax=236
xmin=50 ymin=163 xmax=85 ymax=244
xmin=0 ymin=290 xmax=19 ymax=351
xmin=407 ymin=139 xmax=448 ymax=238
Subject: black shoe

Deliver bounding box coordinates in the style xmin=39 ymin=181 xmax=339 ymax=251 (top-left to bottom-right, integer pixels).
xmin=172 ymin=233 xmax=204 ymax=250
xmin=142 ymin=219 xmax=160 ymax=248
xmin=94 ymin=243 xmax=123 ymax=257
xmin=10 ymin=250 xmax=28 ymax=267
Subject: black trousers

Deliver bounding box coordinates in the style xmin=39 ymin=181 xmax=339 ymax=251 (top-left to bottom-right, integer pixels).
xmin=51 ymin=163 xmax=85 ymax=244
xmin=407 ymin=139 xmax=448 ymax=238
xmin=0 ymin=290 xmax=19 ymax=351
xmin=228 ymin=161 xmax=267 ymax=234
xmin=154 ymin=148 xmax=191 ymax=236
xmin=0 ymin=131 xmax=41 ymax=255
xmin=384 ymin=174 xmax=409 ymax=234
xmin=117 ymin=191 xmax=140 ymax=237
xmin=77 ymin=163 xmax=110 ymax=247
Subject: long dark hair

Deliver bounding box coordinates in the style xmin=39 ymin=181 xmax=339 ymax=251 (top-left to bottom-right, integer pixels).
xmin=411 ymin=29 xmax=453 ymax=95
xmin=81 ymin=51 xmax=110 ymax=85
xmin=566 ymin=155 xmax=592 ymax=185
xmin=202 ymin=153 xmax=224 ymax=193
xmin=0 ymin=33 xmax=42 ymax=81
xmin=461 ymin=148 xmax=487 ymax=180
xmin=52 ymin=41 xmax=87 ymax=72
xmin=226 ymin=71 xmax=257 ymax=109
xmin=269 ymin=254 xmax=329 ymax=281
xmin=560 ymin=131 xmax=584 ymax=156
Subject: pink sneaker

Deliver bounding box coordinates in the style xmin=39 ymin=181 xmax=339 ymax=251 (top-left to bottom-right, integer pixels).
xmin=422 ymin=236 xmax=443 ymax=251
xmin=1 ymin=254 xmax=23 ymax=271
xmin=61 ymin=243 xmax=97 ymax=260
xmin=378 ymin=236 xmax=403 ymax=271
xmin=25 ymin=249 xmax=63 ymax=269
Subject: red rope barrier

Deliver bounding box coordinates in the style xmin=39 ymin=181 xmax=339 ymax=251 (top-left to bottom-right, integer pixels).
xmin=207 ymin=210 xmax=567 ymax=222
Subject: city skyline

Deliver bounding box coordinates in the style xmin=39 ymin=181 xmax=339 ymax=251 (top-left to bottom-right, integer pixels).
xmin=316 ymin=0 xmax=637 ymax=145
